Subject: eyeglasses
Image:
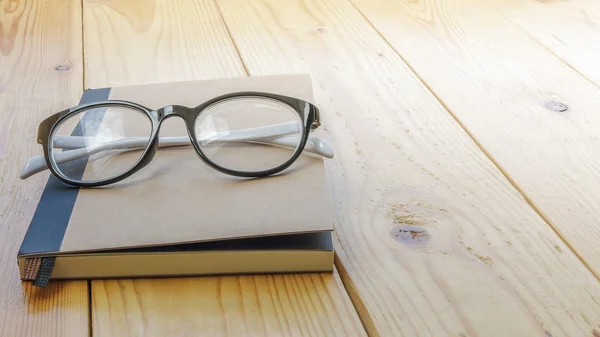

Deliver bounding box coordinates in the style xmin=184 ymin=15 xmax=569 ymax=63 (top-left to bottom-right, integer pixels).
xmin=20 ymin=92 xmax=334 ymax=187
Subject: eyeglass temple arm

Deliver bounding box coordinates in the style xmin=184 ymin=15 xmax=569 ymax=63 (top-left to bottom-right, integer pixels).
xmin=20 ymin=122 xmax=334 ymax=180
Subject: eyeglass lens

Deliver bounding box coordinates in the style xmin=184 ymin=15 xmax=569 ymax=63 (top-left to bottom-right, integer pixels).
xmin=194 ymin=96 xmax=303 ymax=173
xmin=49 ymin=105 xmax=153 ymax=183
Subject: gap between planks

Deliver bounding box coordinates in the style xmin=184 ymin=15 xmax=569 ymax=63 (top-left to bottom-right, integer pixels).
xmin=81 ymin=0 xmax=88 ymax=93
xmin=500 ymin=19 xmax=600 ymax=93
xmin=485 ymin=0 xmax=600 ymax=90
xmin=212 ymin=0 xmax=252 ymax=76
xmin=88 ymin=280 xmax=93 ymax=337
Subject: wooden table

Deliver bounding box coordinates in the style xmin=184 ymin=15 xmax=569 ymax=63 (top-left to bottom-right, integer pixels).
xmin=2 ymin=0 xmax=600 ymax=336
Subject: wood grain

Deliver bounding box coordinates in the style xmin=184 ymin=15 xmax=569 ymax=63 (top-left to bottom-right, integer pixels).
xmin=92 ymin=273 xmax=363 ymax=337
xmin=0 ymin=0 xmax=88 ymax=336
xmin=83 ymin=0 xmax=365 ymax=336
xmin=215 ymin=0 xmax=600 ymax=336
xmin=351 ymin=0 xmax=600 ymax=279
xmin=83 ymin=0 xmax=247 ymax=88
xmin=488 ymin=0 xmax=600 ymax=88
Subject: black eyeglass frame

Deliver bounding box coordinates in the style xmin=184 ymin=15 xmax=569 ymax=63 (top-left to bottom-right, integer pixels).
xmin=36 ymin=91 xmax=321 ymax=188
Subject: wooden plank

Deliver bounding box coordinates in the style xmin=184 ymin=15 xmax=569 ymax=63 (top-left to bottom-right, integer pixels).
xmin=82 ymin=1 xmax=365 ymax=336
xmin=92 ymin=274 xmax=363 ymax=336
xmin=0 ymin=0 xmax=89 ymax=336
xmin=488 ymin=0 xmax=600 ymax=88
xmin=215 ymin=0 xmax=600 ymax=336
xmin=350 ymin=0 xmax=600 ymax=280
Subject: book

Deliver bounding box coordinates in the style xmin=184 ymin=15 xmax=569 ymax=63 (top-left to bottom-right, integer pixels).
xmin=17 ymin=74 xmax=335 ymax=287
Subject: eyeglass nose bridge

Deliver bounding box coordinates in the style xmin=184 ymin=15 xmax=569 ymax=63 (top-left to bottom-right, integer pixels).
xmin=154 ymin=105 xmax=195 ymax=121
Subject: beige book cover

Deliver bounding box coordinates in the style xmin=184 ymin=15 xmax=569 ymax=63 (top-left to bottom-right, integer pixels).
xmin=18 ymin=74 xmax=335 ymax=287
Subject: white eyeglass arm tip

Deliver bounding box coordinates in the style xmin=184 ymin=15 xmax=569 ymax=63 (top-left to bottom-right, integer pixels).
xmin=19 ymin=135 xmax=334 ymax=180
xmin=20 ymin=156 xmax=47 ymax=180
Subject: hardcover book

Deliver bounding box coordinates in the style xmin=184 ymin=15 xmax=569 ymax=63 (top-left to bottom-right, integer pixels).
xmin=17 ymin=74 xmax=335 ymax=287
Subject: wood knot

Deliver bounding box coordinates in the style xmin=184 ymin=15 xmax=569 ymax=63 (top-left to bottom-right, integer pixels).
xmin=384 ymin=198 xmax=447 ymax=246
xmin=55 ymin=65 xmax=71 ymax=71
xmin=544 ymin=101 xmax=568 ymax=112
xmin=312 ymin=26 xmax=327 ymax=33
xmin=374 ymin=191 xmax=457 ymax=251
xmin=390 ymin=225 xmax=430 ymax=244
